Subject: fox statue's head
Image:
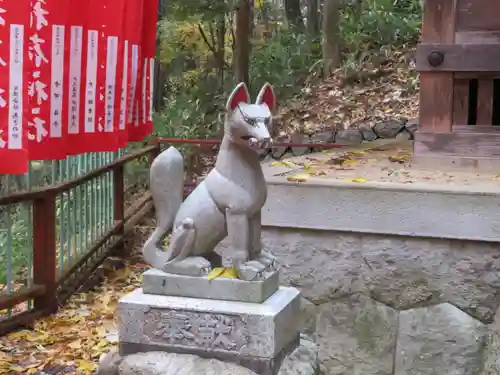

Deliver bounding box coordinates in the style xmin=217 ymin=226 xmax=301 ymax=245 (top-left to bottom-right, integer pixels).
xmin=225 ymin=82 xmax=276 ymax=151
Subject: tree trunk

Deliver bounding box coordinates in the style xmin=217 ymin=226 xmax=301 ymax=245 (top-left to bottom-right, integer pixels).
xmin=153 ymin=60 xmax=166 ymax=111
xmin=322 ymin=0 xmax=341 ymax=77
xmin=215 ymin=16 xmax=226 ymax=88
xmin=307 ymin=0 xmax=320 ymax=36
xmin=153 ymin=0 xmax=168 ymax=111
xmin=284 ymin=0 xmax=304 ymax=32
xmin=234 ymin=0 xmax=251 ymax=88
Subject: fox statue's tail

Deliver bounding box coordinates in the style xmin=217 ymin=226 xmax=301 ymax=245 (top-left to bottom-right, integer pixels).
xmin=143 ymin=146 xmax=192 ymax=269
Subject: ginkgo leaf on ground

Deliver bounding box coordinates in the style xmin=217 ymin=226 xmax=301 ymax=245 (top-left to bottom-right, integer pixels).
xmin=207 ymin=267 xmax=239 ymax=280
xmin=388 ymin=155 xmax=410 ymax=163
xmin=77 ymin=360 xmax=97 ymax=372
xmin=308 ymin=169 xmax=327 ymax=176
xmin=342 ymin=160 xmax=358 ymax=167
xmin=287 ymin=174 xmax=309 ymax=182
xmin=271 ymin=160 xmax=296 ymax=168
xmin=343 ymin=177 xmax=368 ymax=183
xmin=207 ymin=267 xmax=225 ymax=280
xmin=221 ymin=267 xmax=239 ymax=279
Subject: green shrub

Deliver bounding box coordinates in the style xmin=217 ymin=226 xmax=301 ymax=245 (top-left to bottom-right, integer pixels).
xmin=341 ymin=0 xmax=422 ymax=52
xmin=250 ymin=31 xmax=322 ymax=98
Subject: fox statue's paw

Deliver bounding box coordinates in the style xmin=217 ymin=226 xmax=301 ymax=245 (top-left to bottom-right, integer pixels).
xmin=255 ymin=251 xmax=278 ymax=270
xmin=236 ymin=260 xmax=267 ymax=281
xmin=163 ymin=256 xmax=212 ymax=277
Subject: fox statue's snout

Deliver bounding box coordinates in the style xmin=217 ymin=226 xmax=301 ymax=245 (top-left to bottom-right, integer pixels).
xmin=245 ymin=120 xmax=272 ymax=150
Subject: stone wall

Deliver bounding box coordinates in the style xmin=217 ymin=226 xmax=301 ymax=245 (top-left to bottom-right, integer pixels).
xmin=264 ymin=228 xmax=500 ymax=375
xmin=261 ymin=118 xmax=418 ymax=161
xmin=219 ymin=228 xmax=500 ymax=375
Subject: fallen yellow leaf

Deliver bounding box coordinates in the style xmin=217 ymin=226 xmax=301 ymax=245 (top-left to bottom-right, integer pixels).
xmin=342 ymin=160 xmax=358 ymax=167
xmin=220 ymin=267 xmax=238 ymax=279
xmin=8 ymin=330 xmax=29 ymax=340
xmin=9 ymin=365 xmax=28 ymax=372
xmin=271 ymin=160 xmax=296 ymax=168
xmin=494 ymin=174 xmax=500 ymax=179
xmin=344 ymin=177 xmax=368 ymax=183
xmin=309 ymin=169 xmax=327 ymax=176
xmin=77 ymin=360 xmax=97 ymax=373
xmin=287 ymin=173 xmax=309 ymax=182
xmin=346 ymin=151 xmax=365 ymax=157
xmin=207 ymin=267 xmax=239 ymax=280
xmin=207 ymin=267 xmax=225 ymax=280
xmin=388 ymin=155 xmax=409 ymax=163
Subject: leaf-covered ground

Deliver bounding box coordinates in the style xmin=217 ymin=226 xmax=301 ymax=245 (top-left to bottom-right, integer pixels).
xmin=0 ymin=218 xmax=154 ymax=375
xmin=0 ymin=47 xmax=422 ymax=375
xmin=274 ymin=47 xmax=419 ymax=135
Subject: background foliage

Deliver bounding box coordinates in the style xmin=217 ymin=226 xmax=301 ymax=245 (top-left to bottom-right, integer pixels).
xmin=154 ymin=0 xmax=422 ymax=139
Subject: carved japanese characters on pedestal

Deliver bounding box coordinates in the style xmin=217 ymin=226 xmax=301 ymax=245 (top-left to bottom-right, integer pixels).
xmin=144 ymin=310 xmax=250 ymax=353
xmin=143 ymin=82 xmax=277 ymax=280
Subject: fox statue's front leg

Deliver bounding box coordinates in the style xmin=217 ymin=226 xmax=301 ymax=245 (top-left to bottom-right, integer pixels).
xmin=249 ymin=211 xmax=277 ymax=269
xmin=226 ymin=207 xmax=275 ymax=281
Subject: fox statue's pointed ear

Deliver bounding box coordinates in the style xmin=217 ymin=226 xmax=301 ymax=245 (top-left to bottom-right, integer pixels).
xmin=226 ymin=82 xmax=250 ymax=111
xmin=255 ymin=83 xmax=276 ymax=113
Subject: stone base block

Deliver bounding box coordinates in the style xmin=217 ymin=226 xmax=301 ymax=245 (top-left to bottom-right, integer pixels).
xmin=118 ymin=287 xmax=301 ymax=375
xmin=142 ymin=268 xmax=279 ymax=303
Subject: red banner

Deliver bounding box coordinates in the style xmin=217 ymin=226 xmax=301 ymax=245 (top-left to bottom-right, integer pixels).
xmin=124 ymin=0 xmax=144 ymax=143
xmin=65 ymin=0 xmax=89 ymax=154
xmin=116 ymin=0 xmax=131 ymax=148
xmin=0 ymin=0 xmax=156 ymax=171
xmin=130 ymin=41 xmax=145 ymax=143
xmin=139 ymin=0 xmax=158 ymax=140
xmin=67 ymin=0 xmax=124 ymax=154
xmin=27 ymin=0 xmax=71 ymax=160
xmin=105 ymin=0 xmax=126 ymax=152
xmin=0 ymin=1 xmax=30 ymax=174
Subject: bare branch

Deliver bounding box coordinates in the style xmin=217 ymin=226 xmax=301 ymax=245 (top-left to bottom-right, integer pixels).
xmin=208 ymin=22 xmax=217 ymax=49
xmin=197 ymin=23 xmax=231 ymax=69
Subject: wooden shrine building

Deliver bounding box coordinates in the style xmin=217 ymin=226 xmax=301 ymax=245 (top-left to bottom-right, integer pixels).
xmin=415 ymin=0 xmax=500 ymax=169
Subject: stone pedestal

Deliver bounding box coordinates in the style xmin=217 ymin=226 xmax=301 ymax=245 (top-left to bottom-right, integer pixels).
xmin=142 ymin=268 xmax=280 ymax=303
xmin=117 ymin=271 xmax=302 ymax=375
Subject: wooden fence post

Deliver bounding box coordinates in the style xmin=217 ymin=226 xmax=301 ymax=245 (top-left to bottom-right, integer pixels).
xmin=113 ymin=165 xmax=125 ymax=225
xmin=148 ymin=144 xmax=160 ymax=166
xmin=113 ymin=165 xmax=125 ymax=255
xmin=32 ymin=194 xmax=58 ymax=314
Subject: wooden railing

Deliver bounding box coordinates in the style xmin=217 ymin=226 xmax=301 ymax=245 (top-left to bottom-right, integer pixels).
xmin=0 ymin=145 xmax=160 ymax=335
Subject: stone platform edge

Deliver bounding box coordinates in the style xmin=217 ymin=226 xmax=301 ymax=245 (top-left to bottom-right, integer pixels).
xmin=261 ymin=175 xmax=500 ymax=242
xmin=142 ymin=268 xmax=279 ymax=303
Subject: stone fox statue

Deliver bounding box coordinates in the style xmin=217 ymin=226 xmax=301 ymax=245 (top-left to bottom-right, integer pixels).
xmin=143 ymin=82 xmax=277 ymax=280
